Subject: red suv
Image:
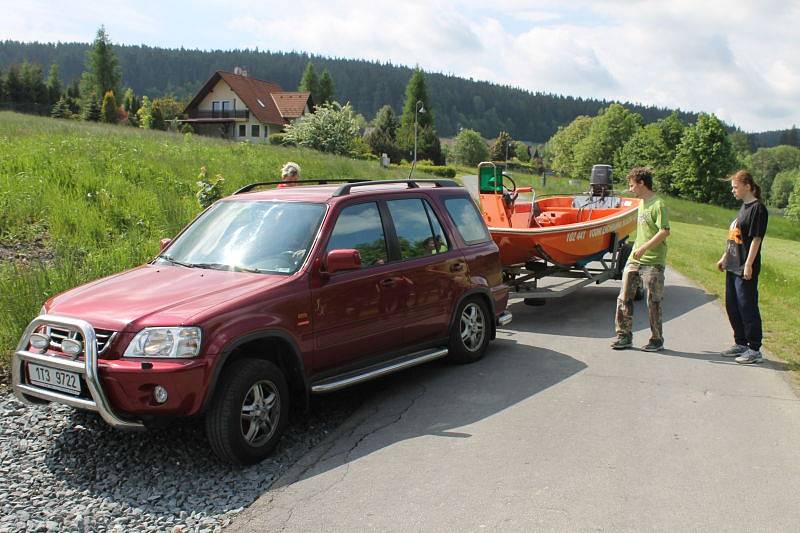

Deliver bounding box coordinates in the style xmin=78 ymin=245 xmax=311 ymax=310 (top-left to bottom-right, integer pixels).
xmin=13 ymin=179 xmax=511 ymax=464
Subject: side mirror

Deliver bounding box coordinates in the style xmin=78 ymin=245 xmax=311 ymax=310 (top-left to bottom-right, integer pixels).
xmin=159 ymin=238 xmax=172 ymax=252
xmin=324 ymin=249 xmax=361 ymax=274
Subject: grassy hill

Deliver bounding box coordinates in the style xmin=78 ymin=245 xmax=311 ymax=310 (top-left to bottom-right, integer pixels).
xmin=2 ymin=113 xmax=797 ymax=376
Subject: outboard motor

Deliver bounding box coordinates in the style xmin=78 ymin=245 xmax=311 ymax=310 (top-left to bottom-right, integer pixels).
xmin=589 ymin=164 xmax=613 ymax=197
xmin=572 ymin=164 xmax=619 ymax=208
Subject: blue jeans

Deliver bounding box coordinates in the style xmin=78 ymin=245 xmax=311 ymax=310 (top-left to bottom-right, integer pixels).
xmin=725 ymin=272 xmax=762 ymax=350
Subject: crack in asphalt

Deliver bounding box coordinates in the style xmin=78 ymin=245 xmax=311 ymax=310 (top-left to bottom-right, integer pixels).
xmin=275 ymin=384 xmax=429 ymax=530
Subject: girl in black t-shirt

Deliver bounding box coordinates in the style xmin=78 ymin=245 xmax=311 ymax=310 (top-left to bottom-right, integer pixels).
xmin=716 ymin=170 xmax=768 ymax=364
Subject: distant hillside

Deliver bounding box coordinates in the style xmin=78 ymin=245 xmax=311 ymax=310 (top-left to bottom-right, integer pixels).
xmin=1 ymin=40 xmax=699 ymax=142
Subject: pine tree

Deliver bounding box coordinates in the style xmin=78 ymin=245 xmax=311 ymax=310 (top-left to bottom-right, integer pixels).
xmin=0 ymin=68 xmax=6 ymax=102
xmin=81 ymin=26 xmax=122 ymax=105
xmin=82 ymin=94 xmax=101 ymax=121
xmin=365 ymin=105 xmax=400 ymax=161
xmin=298 ymin=61 xmax=319 ymax=105
xmin=20 ymin=61 xmax=48 ymax=104
xmin=50 ymin=96 xmax=71 ymax=119
xmin=317 ymin=69 xmax=334 ymax=105
xmin=137 ymin=96 xmax=153 ymax=129
xmin=5 ymin=65 xmax=24 ymax=102
xmin=398 ymin=69 xmax=441 ymax=163
xmin=101 ymin=90 xmax=118 ymax=123
xmin=490 ymin=131 xmax=515 ymax=161
xmin=151 ymin=100 xmax=166 ymax=130
xmin=46 ymin=63 xmax=62 ymax=106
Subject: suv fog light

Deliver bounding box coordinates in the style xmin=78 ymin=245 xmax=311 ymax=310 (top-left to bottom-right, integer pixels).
xmin=153 ymin=385 xmax=168 ymax=404
xmin=29 ymin=333 xmax=50 ymax=352
xmin=61 ymin=338 xmax=83 ymax=357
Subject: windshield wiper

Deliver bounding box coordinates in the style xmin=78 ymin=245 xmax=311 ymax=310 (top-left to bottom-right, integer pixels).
xmin=158 ymin=255 xmax=194 ymax=268
xmin=191 ymin=263 xmax=265 ymax=274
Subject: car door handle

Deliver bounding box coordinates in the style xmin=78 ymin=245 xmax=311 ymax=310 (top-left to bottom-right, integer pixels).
xmin=379 ymin=278 xmax=397 ymax=288
xmin=450 ymin=263 xmax=465 ymax=272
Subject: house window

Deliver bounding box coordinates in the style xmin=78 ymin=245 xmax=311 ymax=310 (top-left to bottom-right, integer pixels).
xmin=238 ymin=124 xmax=246 ymax=137
xmin=212 ymin=101 xmax=233 ymax=118
xmin=251 ymin=125 xmax=260 ymax=137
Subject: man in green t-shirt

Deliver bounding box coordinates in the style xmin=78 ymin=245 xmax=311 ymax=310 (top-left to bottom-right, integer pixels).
xmin=612 ymin=167 xmax=671 ymax=351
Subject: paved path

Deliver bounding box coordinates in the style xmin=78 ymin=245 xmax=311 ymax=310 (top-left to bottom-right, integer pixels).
xmin=228 ymin=270 xmax=800 ymax=532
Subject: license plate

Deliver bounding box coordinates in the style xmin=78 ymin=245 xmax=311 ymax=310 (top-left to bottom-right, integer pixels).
xmin=28 ymin=363 xmax=81 ymax=395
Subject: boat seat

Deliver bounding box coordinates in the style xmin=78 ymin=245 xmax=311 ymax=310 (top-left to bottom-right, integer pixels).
xmin=535 ymin=211 xmax=576 ymax=226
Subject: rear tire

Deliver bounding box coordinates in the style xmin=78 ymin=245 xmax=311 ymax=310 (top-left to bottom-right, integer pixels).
xmin=447 ymin=297 xmax=490 ymax=364
xmin=205 ymin=359 xmax=290 ymax=465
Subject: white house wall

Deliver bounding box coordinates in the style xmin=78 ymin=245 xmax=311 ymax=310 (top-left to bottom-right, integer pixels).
xmin=197 ymin=79 xmax=284 ymax=144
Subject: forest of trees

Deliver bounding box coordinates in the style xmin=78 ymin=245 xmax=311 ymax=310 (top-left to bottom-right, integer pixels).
xmin=1 ymin=39 xmax=702 ymax=143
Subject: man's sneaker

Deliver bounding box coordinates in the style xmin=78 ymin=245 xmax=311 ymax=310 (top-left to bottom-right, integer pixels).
xmin=735 ymin=348 xmax=763 ymax=365
xmin=643 ymin=339 xmax=664 ymax=352
xmin=720 ymin=344 xmax=748 ymax=357
xmin=611 ymin=336 xmax=633 ymax=350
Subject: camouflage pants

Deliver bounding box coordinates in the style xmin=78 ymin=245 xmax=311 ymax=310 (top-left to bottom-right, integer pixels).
xmin=615 ymin=263 xmax=665 ymax=341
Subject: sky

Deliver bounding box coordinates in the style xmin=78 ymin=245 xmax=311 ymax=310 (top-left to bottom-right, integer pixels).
xmin=2 ymin=0 xmax=799 ymax=133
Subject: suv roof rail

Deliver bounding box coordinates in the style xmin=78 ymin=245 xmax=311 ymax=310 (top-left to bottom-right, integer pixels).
xmin=332 ymin=179 xmax=460 ymax=197
xmin=234 ymin=178 xmax=370 ymax=195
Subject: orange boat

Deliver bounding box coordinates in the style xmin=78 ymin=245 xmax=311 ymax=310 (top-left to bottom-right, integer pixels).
xmin=474 ymin=163 xmax=640 ymax=267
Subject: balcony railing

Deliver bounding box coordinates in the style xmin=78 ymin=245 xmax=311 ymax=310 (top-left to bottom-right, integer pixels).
xmin=185 ymin=110 xmax=249 ymax=120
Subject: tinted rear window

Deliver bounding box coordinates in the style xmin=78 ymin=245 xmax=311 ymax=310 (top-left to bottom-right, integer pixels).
xmin=443 ymin=197 xmax=491 ymax=245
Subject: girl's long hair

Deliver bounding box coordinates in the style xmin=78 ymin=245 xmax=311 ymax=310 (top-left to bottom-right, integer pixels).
xmin=728 ymin=170 xmax=761 ymax=200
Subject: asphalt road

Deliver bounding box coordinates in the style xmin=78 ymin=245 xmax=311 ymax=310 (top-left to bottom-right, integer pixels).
xmin=228 ymin=269 xmax=800 ymax=532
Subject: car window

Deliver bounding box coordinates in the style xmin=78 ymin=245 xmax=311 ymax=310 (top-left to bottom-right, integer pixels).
xmin=387 ymin=198 xmax=450 ymax=260
xmin=327 ymin=202 xmax=388 ymax=267
xmin=443 ymin=196 xmax=491 ymax=245
xmin=424 ymin=201 xmax=450 ymax=253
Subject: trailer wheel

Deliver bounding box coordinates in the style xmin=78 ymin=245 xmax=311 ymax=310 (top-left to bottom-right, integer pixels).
xmin=524 ymin=298 xmax=546 ymax=306
xmin=615 ymin=242 xmax=634 ymax=280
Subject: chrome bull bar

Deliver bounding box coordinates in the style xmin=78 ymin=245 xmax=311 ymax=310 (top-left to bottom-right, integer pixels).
xmin=12 ymin=315 xmax=144 ymax=430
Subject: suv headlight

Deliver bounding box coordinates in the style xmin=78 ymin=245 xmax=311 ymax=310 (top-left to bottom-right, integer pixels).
xmin=123 ymin=327 xmax=202 ymax=358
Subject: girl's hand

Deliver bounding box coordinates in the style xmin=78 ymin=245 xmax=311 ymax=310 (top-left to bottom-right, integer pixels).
xmin=716 ymin=258 xmax=725 ymax=272
xmin=743 ymin=264 xmax=753 ymax=280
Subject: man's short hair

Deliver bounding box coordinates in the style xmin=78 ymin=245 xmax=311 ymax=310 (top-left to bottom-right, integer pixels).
xmin=626 ymin=167 xmax=653 ymax=190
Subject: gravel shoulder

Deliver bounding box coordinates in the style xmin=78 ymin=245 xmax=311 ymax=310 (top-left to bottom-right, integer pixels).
xmin=0 ymin=388 xmax=365 ymax=533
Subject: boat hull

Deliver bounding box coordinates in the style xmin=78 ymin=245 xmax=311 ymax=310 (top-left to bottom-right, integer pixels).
xmin=480 ymin=194 xmax=640 ymax=267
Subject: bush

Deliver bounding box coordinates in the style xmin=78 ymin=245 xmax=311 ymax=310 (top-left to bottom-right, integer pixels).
xmin=283 ymin=101 xmax=360 ymax=155
xmin=195 ymin=166 xmax=225 ymax=209
xmin=267 ymin=132 xmax=287 ymax=145
xmin=451 ymin=128 xmax=489 ymax=166
xmin=405 ymin=163 xmax=456 ymax=178
xmin=770 ymin=169 xmax=800 ymax=208
xmin=785 ymin=179 xmax=800 ymax=221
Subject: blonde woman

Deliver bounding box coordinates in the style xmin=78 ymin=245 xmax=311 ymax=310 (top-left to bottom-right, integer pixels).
xmin=278 ymin=162 xmax=301 ymax=188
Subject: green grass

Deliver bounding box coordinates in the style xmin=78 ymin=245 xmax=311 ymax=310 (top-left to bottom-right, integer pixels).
xmin=0 ymin=112 xmax=411 ymax=369
xmin=2 ymin=112 xmax=798 ymax=380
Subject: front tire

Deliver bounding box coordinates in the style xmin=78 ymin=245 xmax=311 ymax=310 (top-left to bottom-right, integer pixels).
xmin=205 ymin=359 xmax=290 ymax=465
xmin=447 ymin=297 xmax=491 ymax=364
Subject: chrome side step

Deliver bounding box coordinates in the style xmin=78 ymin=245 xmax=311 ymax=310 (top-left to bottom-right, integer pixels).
xmin=310 ymin=347 xmax=449 ymax=393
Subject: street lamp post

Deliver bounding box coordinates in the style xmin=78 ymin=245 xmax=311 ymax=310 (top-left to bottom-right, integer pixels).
xmin=413 ymin=100 xmax=425 ymax=170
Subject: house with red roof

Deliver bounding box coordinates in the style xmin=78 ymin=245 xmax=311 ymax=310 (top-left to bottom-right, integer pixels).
xmin=181 ymin=68 xmax=313 ymax=142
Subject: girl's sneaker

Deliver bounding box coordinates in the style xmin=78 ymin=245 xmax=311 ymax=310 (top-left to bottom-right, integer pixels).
xmin=735 ymin=348 xmax=763 ymax=365
xmin=720 ymin=344 xmax=747 ymax=357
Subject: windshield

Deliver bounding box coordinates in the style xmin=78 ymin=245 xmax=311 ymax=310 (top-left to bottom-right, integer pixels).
xmin=156 ymin=200 xmax=326 ymax=275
